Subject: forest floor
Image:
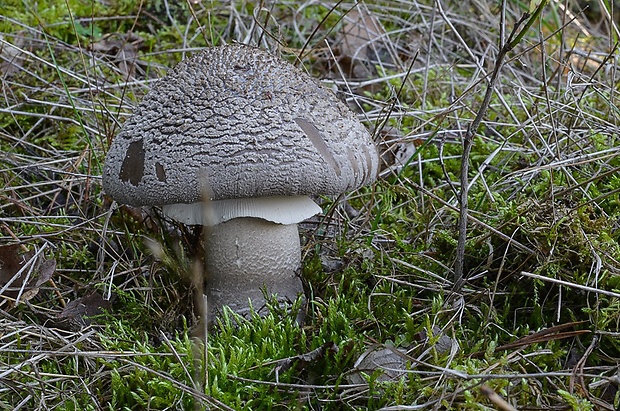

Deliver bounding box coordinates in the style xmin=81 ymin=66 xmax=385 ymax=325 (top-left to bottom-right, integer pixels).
xmin=1 ymin=1 xmax=620 ymax=409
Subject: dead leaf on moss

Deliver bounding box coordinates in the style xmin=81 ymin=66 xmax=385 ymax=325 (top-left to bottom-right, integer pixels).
xmin=347 ymin=345 xmax=409 ymax=384
xmin=0 ymin=244 xmax=56 ymax=307
xmin=271 ymin=341 xmax=339 ymax=378
xmin=377 ymin=126 xmax=421 ymax=175
xmin=414 ymin=326 xmax=458 ymax=356
xmin=19 ymin=258 xmax=55 ymax=302
xmin=333 ymin=8 xmax=394 ymax=80
xmin=58 ymin=292 xmax=113 ymax=329
xmin=89 ymin=32 xmax=143 ymax=79
xmin=0 ymin=33 xmax=28 ymax=78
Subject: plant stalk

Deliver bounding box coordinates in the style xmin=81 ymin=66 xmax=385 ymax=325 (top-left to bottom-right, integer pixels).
xmin=453 ymin=0 xmax=549 ymax=290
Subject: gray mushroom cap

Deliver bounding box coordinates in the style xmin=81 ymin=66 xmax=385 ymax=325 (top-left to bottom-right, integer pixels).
xmin=102 ymin=44 xmax=379 ymax=207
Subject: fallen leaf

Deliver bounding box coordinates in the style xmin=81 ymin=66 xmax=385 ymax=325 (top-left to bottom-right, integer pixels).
xmin=19 ymin=258 xmax=55 ymax=302
xmin=347 ymin=345 xmax=409 ymax=384
xmin=414 ymin=325 xmax=458 ymax=356
xmin=377 ymin=126 xmax=421 ymax=176
xmin=0 ymin=244 xmax=56 ymax=307
xmin=0 ymin=244 xmax=27 ymax=292
xmin=334 ymin=8 xmax=394 ymax=79
xmin=115 ymin=41 xmax=139 ymax=79
xmin=89 ymin=32 xmax=143 ymax=80
xmin=0 ymin=33 xmax=28 ymax=78
xmin=58 ymin=292 xmax=113 ymax=329
xmin=271 ymin=341 xmax=339 ymax=377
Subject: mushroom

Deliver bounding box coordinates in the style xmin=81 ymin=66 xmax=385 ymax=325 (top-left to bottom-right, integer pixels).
xmin=103 ymin=44 xmax=379 ymax=319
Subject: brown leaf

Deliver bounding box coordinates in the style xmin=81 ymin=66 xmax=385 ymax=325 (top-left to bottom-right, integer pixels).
xmin=35 ymin=258 xmax=56 ymax=287
xmin=89 ymin=32 xmax=143 ymax=54
xmin=0 ymin=33 xmax=28 ymax=78
xmin=115 ymin=41 xmax=139 ymax=79
xmin=89 ymin=36 xmax=124 ymax=54
xmin=347 ymin=345 xmax=409 ymax=384
xmin=334 ymin=8 xmax=393 ymax=79
xmin=0 ymin=244 xmax=56 ymax=307
xmin=59 ymin=292 xmax=113 ymax=328
xmin=377 ymin=126 xmax=421 ymax=175
xmin=0 ymin=244 xmax=32 ymax=306
xmin=89 ymin=33 xmax=143 ymax=80
xmin=271 ymin=341 xmax=339 ymax=376
xmin=19 ymin=258 xmax=56 ymax=302
xmin=0 ymin=244 xmax=24 ymax=281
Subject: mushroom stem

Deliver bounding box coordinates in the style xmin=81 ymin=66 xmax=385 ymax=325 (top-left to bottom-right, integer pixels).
xmin=204 ymin=217 xmax=303 ymax=318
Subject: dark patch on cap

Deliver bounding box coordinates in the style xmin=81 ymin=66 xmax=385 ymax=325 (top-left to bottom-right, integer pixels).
xmin=363 ymin=146 xmax=376 ymax=182
xmin=155 ymin=162 xmax=166 ymax=182
xmin=347 ymin=150 xmax=360 ymax=185
xmin=119 ymin=139 xmax=144 ymax=186
xmin=294 ymin=118 xmax=341 ymax=177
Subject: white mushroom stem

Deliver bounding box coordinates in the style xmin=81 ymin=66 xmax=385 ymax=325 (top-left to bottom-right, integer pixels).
xmin=204 ymin=217 xmax=302 ymax=316
xmin=162 ymin=195 xmax=322 ymax=317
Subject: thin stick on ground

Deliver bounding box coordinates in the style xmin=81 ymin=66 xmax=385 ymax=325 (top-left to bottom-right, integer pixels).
xmin=452 ymin=0 xmax=550 ymax=290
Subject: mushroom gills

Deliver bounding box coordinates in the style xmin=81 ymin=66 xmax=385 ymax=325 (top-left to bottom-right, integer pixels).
xmin=162 ymin=195 xmax=322 ymax=226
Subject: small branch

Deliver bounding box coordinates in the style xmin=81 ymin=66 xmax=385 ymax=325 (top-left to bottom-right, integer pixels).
xmin=480 ymin=384 xmax=519 ymax=411
xmin=520 ymin=271 xmax=620 ymax=299
xmin=452 ymin=1 xmax=549 ymax=290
